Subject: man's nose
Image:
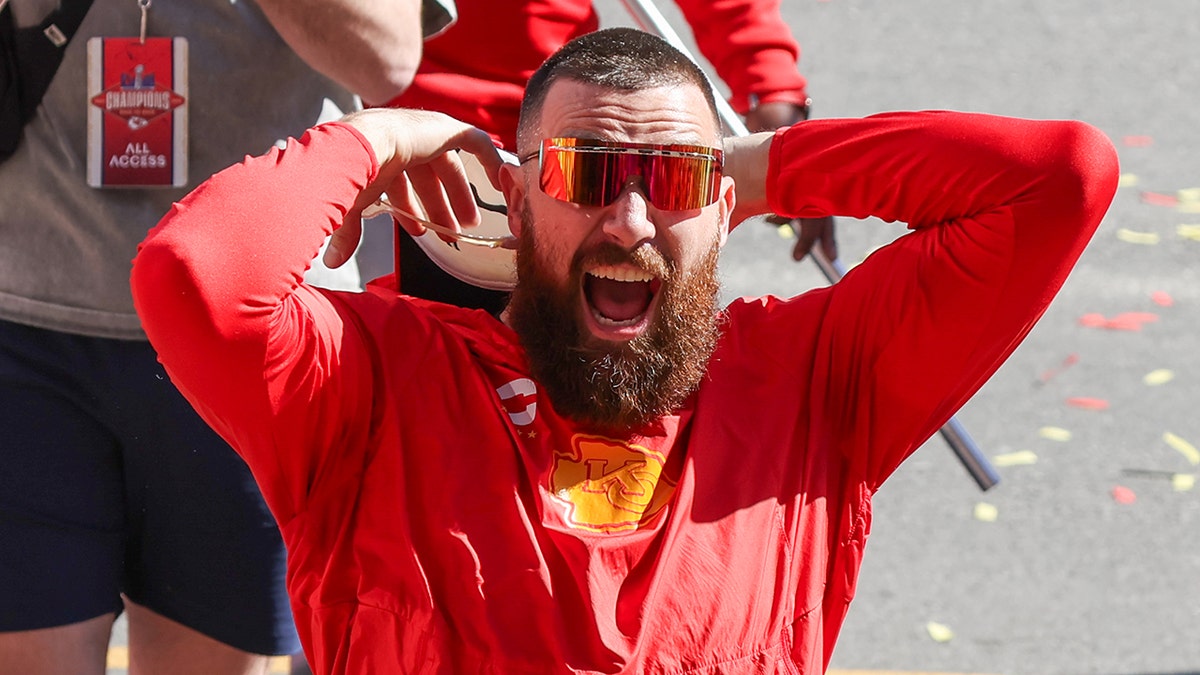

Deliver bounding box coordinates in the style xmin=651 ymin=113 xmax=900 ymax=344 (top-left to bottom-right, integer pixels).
xmin=600 ymin=182 xmax=656 ymax=249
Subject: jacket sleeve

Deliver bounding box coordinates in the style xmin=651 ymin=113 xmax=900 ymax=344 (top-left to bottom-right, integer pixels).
xmin=767 ymin=111 xmax=1119 ymax=488
xmin=131 ymin=121 xmax=382 ymax=525
xmin=673 ymin=0 xmax=808 ymax=114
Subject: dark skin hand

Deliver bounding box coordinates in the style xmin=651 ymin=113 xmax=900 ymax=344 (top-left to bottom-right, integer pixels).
xmin=743 ymin=100 xmax=838 ymax=263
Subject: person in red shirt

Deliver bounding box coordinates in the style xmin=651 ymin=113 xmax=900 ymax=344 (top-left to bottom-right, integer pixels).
xmin=384 ymin=0 xmax=810 ymax=149
xmin=132 ymin=27 xmax=1117 ymax=674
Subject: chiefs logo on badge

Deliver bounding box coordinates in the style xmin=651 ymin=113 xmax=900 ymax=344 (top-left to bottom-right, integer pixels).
xmin=90 ymin=63 xmax=186 ymax=130
xmin=550 ymin=435 xmax=676 ymax=533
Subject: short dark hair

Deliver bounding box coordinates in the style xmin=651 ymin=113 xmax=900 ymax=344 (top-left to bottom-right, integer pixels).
xmin=516 ymin=27 xmax=722 ymax=150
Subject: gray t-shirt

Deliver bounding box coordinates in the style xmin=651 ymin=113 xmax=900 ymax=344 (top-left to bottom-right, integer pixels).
xmin=0 ymin=0 xmax=359 ymax=339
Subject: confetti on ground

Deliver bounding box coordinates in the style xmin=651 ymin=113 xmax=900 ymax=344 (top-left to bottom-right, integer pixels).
xmin=1163 ymin=432 xmax=1200 ymax=465
xmin=1037 ymin=353 xmax=1079 ymax=384
xmin=973 ymin=502 xmax=999 ymax=522
xmin=1150 ymin=290 xmax=1174 ymax=307
xmin=1173 ymin=474 xmax=1196 ymax=492
xmin=1122 ymin=135 xmax=1154 ymax=147
xmin=1143 ymin=369 xmax=1175 ymax=386
xmin=993 ymin=450 xmax=1038 ymax=467
xmin=1039 ymin=426 xmax=1072 ymax=442
xmin=1112 ymin=485 xmax=1137 ymax=504
xmin=1078 ymin=312 xmax=1159 ymax=330
xmin=775 ymin=223 xmax=795 ymax=239
xmin=1179 ymin=188 xmax=1200 ymax=213
xmin=1067 ymin=397 xmax=1110 ymax=410
xmin=926 ymin=621 xmax=954 ymax=643
xmin=1118 ymin=173 xmax=1139 ymax=187
xmin=1178 ymin=224 xmax=1200 ymax=241
xmin=1141 ymin=191 xmax=1179 ymax=207
xmin=1116 ymin=228 xmax=1160 ymax=245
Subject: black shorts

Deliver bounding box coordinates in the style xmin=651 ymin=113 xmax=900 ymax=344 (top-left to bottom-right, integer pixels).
xmin=0 ymin=318 xmax=299 ymax=655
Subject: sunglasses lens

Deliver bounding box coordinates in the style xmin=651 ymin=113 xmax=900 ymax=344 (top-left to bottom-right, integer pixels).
xmin=646 ymin=152 xmax=720 ymax=210
xmin=538 ymin=139 xmax=721 ymax=211
xmin=539 ymin=146 xmax=619 ymax=207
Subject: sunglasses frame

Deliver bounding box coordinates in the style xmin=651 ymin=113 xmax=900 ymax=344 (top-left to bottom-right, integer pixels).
xmin=522 ymin=137 xmax=724 ymax=211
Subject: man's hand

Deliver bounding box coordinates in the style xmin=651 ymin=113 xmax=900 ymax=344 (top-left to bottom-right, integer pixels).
xmin=323 ymin=108 xmax=503 ymax=268
xmin=744 ymin=99 xmax=838 ymax=263
xmin=744 ymin=100 xmax=808 ymax=132
xmin=765 ymin=214 xmax=838 ymax=262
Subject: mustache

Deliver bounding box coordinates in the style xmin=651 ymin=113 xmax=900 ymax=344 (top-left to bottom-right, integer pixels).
xmin=572 ymin=242 xmax=672 ymax=281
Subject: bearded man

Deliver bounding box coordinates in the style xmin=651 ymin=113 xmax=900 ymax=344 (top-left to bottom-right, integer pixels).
xmin=132 ymin=27 xmax=1117 ymax=675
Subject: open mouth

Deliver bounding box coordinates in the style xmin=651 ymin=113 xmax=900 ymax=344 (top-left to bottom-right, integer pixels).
xmin=583 ymin=264 xmax=663 ymax=334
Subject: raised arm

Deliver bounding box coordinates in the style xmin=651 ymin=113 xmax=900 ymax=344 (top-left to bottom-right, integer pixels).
xmin=131 ymin=109 xmax=500 ymax=521
xmin=255 ymin=0 xmax=428 ymax=106
xmin=741 ymin=111 xmax=1119 ymax=486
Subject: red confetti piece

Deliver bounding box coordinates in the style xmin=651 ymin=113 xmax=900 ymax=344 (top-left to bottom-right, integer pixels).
xmin=1140 ymin=191 xmax=1179 ymax=207
xmin=1066 ymin=397 xmax=1110 ymax=410
xmin=1038 ymin=353 xmax=1080 ymax=383
xmin=1122 ymin=135 xmax=1154 ymax=147
xmin=1151 ymin=291 xmax=1174 ymax=307
xmin=1078 ymin=312 xmax=1159 ymax=331
xmin=1111 ymin=485 xmax=1137 ymax=504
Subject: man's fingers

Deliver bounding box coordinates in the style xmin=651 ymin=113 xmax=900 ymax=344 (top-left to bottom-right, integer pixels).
xmin=324 ymin=217 xmax=363 ymax=268
xmin=799 ymin=216 xmax=838 ymax=262
xmin=791 ymin=226 xmax=816 ymax=261
xmin=405 ymin=157 xmax=470 ymax=243
xmin=790 ymin=216 xmax=838 ymax=262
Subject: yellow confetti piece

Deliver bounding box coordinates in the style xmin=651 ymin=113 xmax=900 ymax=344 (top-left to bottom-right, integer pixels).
xmin=1180 ymin=202 xmax=1200 ymax=214
xmin=1179 ymin=224 xmax=1200 ymax=241
xmin=992 ymin=449 xmax=1038 ymax=467
xmin=1117 ymin=173 xmax=1139 ymax=187
xmin=1164 ymin=432 xmax=1200 ymax=465
xmin=1178 ymin=187 xmax=1200 ymax=204
xmin=973 ymin=502 xmax=999 ymax=522
xmin=1039 ymin=426 xmax=1072 ymax=442
xmin=1173 ymin=474 xmax=1196 ymax=492
xmin=775 ymin=223 xmax=795 ymax=239
xmin=1116 ymin=228 xmax=1161 ymax=245
xmin=926 ymin=621 xmax=954 ymax=643
xmin=1143 ymin=369 xmax=1175 ymax=386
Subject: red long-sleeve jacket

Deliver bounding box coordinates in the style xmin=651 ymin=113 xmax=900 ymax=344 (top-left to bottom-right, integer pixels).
xmin=132 ymin=112 xmax=1117 ymax=673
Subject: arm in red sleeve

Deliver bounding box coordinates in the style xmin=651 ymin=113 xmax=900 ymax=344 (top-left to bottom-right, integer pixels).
xmin=673 ymin=0 xmax=808 ymax=114
xmin=767 ymin=111 xmax=1118 ymax=487
xmin=131 ymin=122 xmax=382 ymax=525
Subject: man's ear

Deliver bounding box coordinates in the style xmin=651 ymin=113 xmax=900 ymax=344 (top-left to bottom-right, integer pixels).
xmin=716 ymin=175 xmax=735 ymax=247
xmin=499 ymin=163 xmax=527 ymax=238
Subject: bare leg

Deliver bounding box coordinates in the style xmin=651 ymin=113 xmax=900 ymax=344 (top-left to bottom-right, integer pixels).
xmin=124 ymin=599 xmax=272 ymax=675
xmin=290 ymin=650 xmax=315 ymax=675
xmin=0 ymin=613 xmax=114 ymax=675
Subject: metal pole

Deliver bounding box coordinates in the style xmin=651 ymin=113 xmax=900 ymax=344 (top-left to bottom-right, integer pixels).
xmin=619 ymin=0 xmax=999 ymax=491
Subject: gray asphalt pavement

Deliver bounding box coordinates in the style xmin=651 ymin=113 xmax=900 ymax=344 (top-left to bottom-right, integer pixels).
xmin=587 ymin=1 xmax=1199 ymax=674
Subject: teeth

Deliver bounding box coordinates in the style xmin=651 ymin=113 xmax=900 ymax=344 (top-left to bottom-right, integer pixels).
xmin=587 ymin=265 xmax=655 ymax=283
xmin=592 ymin=312 xmax=640 ymax=327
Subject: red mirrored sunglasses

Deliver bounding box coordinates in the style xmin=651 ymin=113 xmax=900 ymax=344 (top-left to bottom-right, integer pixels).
xmin=521 ymin=138 xmax=724 ymax=211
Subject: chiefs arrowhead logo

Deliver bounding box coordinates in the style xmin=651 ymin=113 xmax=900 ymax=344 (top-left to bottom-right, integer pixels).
xmin=550 ymin=435 xmax=676 ymax=533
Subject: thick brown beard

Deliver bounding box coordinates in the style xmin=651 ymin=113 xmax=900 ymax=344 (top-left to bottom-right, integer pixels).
xmin=507 ymin=211 xmax=723 ymax=433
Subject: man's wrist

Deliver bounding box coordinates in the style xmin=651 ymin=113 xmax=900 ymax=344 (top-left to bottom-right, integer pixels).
xmin=749 ymin=92 xmax=812 ymax=120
